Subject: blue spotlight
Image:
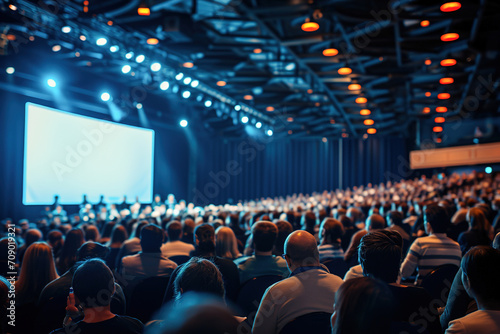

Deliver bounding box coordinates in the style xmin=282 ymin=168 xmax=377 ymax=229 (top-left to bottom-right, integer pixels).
xmin=96 ymin=38 xmax=107 ymax=46
xmin=190 ymin=80 xmax=199 ymax=88
xmin=234 ymin=105 xmax=241 ymax=111
xmin=204 ymin=100 xmax=212 ymax=107
xmin=136 ymin=103 xmax=143 ymax=109
xmin=110 ymin=45 xmax=119 ymax=52
xmin=62 ymin=26 xmax=71 ymax=33
xmin=175 ymin=73 xmax=184 ymax=80
xmin=100 ymin=92 xmax=111 ymax=102
xmin=121 ymin=65 xmax=131 ymax=74
xmin=47 ymin=79 xmax=57 ymax=88
xmin=267 ymin=129 xmax=273 ymax=136
xmin=125 ymin=52 xmax=134 ymax=59
xmin=241 ymin=116 xmax=249 ymax=124
xmin=6 ymin=67 xmax=15 ymax=74
xmin=182 ymin=91 xmax=191 ymax=99
xmin=180 ymin=119 xmax=188 ymax=127
xmin=485 ymin=166 xmax=492 ymax=174
xmin=135 ymin=54 xmax=145 ymax=63
xmin=160 ymin=81 xmax=170 ymax=91
xmin=183 ymin=77 xmax=192 ymax=85
xmin=151 ymin=62 xmax=161 ymax=72
xmin=255 ymin=122 xmax=262 ymax=129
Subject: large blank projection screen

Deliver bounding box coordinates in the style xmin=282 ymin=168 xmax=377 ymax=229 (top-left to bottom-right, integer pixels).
xmin=23 ymin=103 xmax=154 ymax=205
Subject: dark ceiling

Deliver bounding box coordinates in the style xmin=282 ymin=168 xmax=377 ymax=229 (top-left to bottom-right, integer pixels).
xmin=1 ymin=0 xmax=500 ymax=139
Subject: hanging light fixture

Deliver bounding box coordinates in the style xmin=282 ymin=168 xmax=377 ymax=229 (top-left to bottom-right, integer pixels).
xmin=338 ymin=67 xmax=352 ymax=75
xmin=360 ymin=109 xmax=371 ymax=116
xmin=367 ymin=128 xmax=377 ymax=134
xmin=423 ymin=107 xmax=431 ymax=114
xmin=301 ymin=18 xmax=319 ymax=32
xmin=441 ymin=33 xmax=459 ymax=42
xmin=433 ymin=126 xmax=443 ymax=132
xmin=441 ymin=59 xmax=457 ymax=66
xmin=440 ymin=77 xmax=454 ymax=84
xmin=322 ymin=48 xmax=338 ymax=57
xmin=438 ymin=93 xmax=451 ymax=100
xmin=363 ymin=119 xmax=374 ymax=126
xmin=356 ymin=97 xmax=367 ymax=104
xmin=440 ymin=2 xmax=461 ymax=12
xmin=436 ymin=107 xmax=448 ymax=113
xmin=138 ymin=2 xmax=150 ymax=15
xmin=348 ymin=84 xmax=361 ymax=91
xmin=435 ymin=117 xmax=445 ymax=123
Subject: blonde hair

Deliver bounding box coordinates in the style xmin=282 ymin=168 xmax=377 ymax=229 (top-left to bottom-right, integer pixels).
xmin=215 ymin=226 xmax=240 ymax=259
xmin=15 ymin=242 xmax=58 ymax=305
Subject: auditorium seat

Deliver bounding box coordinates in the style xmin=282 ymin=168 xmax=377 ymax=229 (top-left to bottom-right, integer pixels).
xmin=420 ymin=264 xmax=459 ymax=301
xmin=320 ymin=257 xmax=348 ymax=278
xmin=280 ymin=312 xmax=332 ymax=334
xmin=236 ymin=275 xmax=282 ymax=316
xmin=125 ymin=276 xmax=171 ymax=323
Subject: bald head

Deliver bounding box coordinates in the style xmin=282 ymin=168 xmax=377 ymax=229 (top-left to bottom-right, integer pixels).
xmin=366 ymin=214 xmax=386 ymax=232
xmin=284 ymin=230 xmax=319 ymax=266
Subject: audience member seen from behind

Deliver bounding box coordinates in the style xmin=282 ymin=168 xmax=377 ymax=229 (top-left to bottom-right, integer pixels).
xmin=173 ymin=257 xmax=225 ymax=301
xmin=56 ymin=228 xmax=84 ymax=275
xmin=273 ymin=220 xmax=293 ymax=257
xmin=331 ymin=277 xmax=394 ymax=334
xmin=318 ymin=218 xmax=345 ymax=261
xmin=344 ymin=214 xmax=386 ymax=265
xmin=445 ymin=246 xmax=500 ymax=333
xmin=161 ymin=221 xmax=195 ymax=258
xmin=457 ymin=207 xmax=492 ymax=255
xmin=105 ymin=225 xmax=128 ymax=271
xmin=50 ymin=258 xmax=143 ymax=334
xmin=215 ymin=226 xmax=241 ymax=260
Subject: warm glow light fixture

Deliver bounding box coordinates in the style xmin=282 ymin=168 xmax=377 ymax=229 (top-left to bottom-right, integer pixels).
xmin=323 ymin=48 xmax=339 ymax=57
xmin=425 ymin=92 xmax=431 ymax=97
xmin=287 ymin=117 xmax=294 ymax=122
xmin=307 ymin=89 xmax=313 ymax=94
xmin=435 ymin=117 xmax=445 ymax=123
xmin=348 ymin=84 xmax=361 ymax=91
xmin=367 ymin=128 xmax=377 ymax=134
xmin=420 ymin=20 xmax=430 ymax=27
xmin=438 ymin=93 xmax=451 ymax=100
xmin=301 ymin=20 xmax=320 ymax=32
xmin=423 ymin=107 xmax=431 ymax=114
xmin=356 ymin=97 xmax=367 ymax=104
xmin=360 ymin=109 xmax=371 ymax=116
xmin=425 ymin=59 xmax=432 ymax=65
xmin=440 ymin=77 xmax=454 ymax=84
xmin=253 ymin=48 xmax=262 ymax=54
xmin=441 ymin=59 xmax=457 ymax=66
xmin=338 ymin=67 xmax=352 ymax=75
xmin=216 ymin=81 xmax=226 ymax=86
xmin=433 ymin=126 xmax=443 ymax=132
xmin=138 ymin=3 xmax=150 ymax=16
xmin=364 ymin=119 xmax=374 ymax=126
xmin=147 ymin=38 xmax=159 ymax=45
xmin=440 ymin=2 xmax=462 ymax=12
xmin=243 ymin=95 xmax=253 ymax=100
xmin=183 ymin=62 xmax=194 ymax=68
xmin=266 ymin=106 xmax=275 ymax=112
xmin=441 ymin=33 xmax=459 ymax=42
xmin=436 ymin=107 xmax=448 ymax=113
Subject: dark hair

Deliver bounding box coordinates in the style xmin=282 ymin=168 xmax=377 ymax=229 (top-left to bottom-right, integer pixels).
xmin=85 ymin=225 xmax=100 ymax=242
xmin=252 ymin=221 xmax=278 ymax=252
xmin=424 ymin=205 xmax=449 ymax=233
xmin=174 ymin=257 xmax=225 ymax=300
xmin=100 ymin=222 xmax=116 ymax=240
xmin=274 ymin=220 xmax=293 ymax=256
xmin=167 ymin=221 xmax=183 ymax=241
xmin=359 ymin=230 xmax=403 ymax=283
xmin=109 ymin=225 xmax=128 ymax=245
xmin=57 ymin=228 xmax=84 ymax=274
xmin=72 ymin=258 xmax=115 ymax=308
xmin=332 ymin=277 xmax=394 ymax=334
xmin=320 ymin=218 xmax=344 ymax=244
xmin=76 ymin=241 xmax=109 ymax=261
xmin=47 ymin=230 xmax=64 ymax=256
xmin=387 ymin=211 xmax=404 ymax=227
xmin=462 ymin=246 xmax=500 ymax=302
xmin=140 ymin=224 xmax=164 ymax=252
xmin=366 ymin=214 xmax=386 ymax=231
xmin=194 ymin=224 xmax=216 ymax=254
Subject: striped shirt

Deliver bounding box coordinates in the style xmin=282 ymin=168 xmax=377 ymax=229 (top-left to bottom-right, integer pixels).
xmin=401 ymin=233 xmax=461 ymax=284
xmin=318 ymin=244 xmax=344 ymax=262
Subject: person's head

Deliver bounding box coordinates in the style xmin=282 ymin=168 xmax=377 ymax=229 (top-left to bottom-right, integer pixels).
xmin=76 ymin=241 xmax=109 ymax=262
xmin=174 ymin=257 xmax=225 ymax=301
xmin=359 ymin=230 xmax=403 ymax=283
xmin=155 ymin=194 xmax=161 ymax=202
xmin=194 ymin=224 xmax=216 ymax=254
xmin=167 ymin=221 xmax=183 ymax=242
xmin=386 ymin=211 xmax=404 ymax=227
xmin=183 ymin=218 xmax=195 ymax=235
xmin=252 ymin=221 xmax=278 ymax=253
xmin=301 ymin=211 xmax=317 ymax=232
xmin=23 ymin=229 xmax=42 ymax=248
xmin=109 ymin=225 xmax=128 ymax=245
xmin=284 ymin=230 xmax=319 ymax=271
xmin=466 ymin=207 xmax=490 ymax=232
xmin=215 ymin=226 xmax=239 ymax=259
xmin=140 ymin=224 xmax=164 ymax=252
xmin=15 ymin=242 xmax=58 ymax=302
xmin=100 ymin=222 xmax=116 ymax=240
xmin=346 ymin=207 xmax=363 ymax=224
xmin=47 ymin=230 xmax=64 ymax=254
xmin=461 ymin=246 xmax=500 ymax=305
xmin=332 ymin=277 xmax=394 ymax=334
xmin=59 ymin=228 xmax=85 ymax=264
xmin=424 ymin=204 xmax=449 ymax=234
xmin=319 ymin=218 xmax=344 ymax=245
xmin=274 ymin=220 xmax=293 ymax=256
xmin=365 ymin=214 xmax=386 ymax=232
xmin=72 ymin=258 xmax=115 ymax=309
xmin=85 ymin=225 xmax=100 ymax=242
xmin=132 ymin=220 xmax=148 ymax=238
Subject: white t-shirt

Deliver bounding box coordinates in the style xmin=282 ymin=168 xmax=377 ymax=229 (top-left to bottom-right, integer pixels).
xmin=446 ymin=310 xmax=500 ymax=334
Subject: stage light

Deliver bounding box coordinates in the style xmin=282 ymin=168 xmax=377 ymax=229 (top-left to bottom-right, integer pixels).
xmin=204 ymin=100 xmax=212 ymax=108
xmin=425 ymin=92 xmax=431 ymax=97
xmin=367 ymin=128 xmax=377 ymax=134
xmin=136 ymin=103 xmax=143 ymax=109
xmin=338 ymin=67 xmax=352 ymax=75
xmin=267 ymin=129 xmax=273 ymax=136
xmin=287 ymin=117 xmax=294 ymax=122
xmin=9 ymin=4 xmax=17 ymax=11
xmin=253 ymin=48 xmax=262 ymax=54
xmin=147 ymin=38 xmax=159 ymax=45
xmin=182 ymin=91 xmax=191 ymax=99
xmin=62 ymin=26 xmax=71 ymax=33
xmin=440 ymin=2 xmax=461 ymax=12
xmin=234 ymin=105 xmax=241 ymax=111
xmin=323 ymin=48 xmax=338 ymax=57
xmin=160 ymin=81 xmax=170 ymax=90
xmin=241 ymin=116 xmax=249 ymax=124
xmin=433 ymin=126 xmax=443 ymax=132
xmin=255 ymin=122 xmax=262 ymax=129
xmin=216 ymin=80 xmax=226 ymax=86
xmin=360 ymin=109 xmax=371 ymax=116
xmin=440 ymin=77 xmax=454 ymax=84
xmin=80 ymin=35 xmax=86 ymax=41
xmin=121 ymin=65 xmax=131 ymax=74
xmin=485 ymin=166 xmax=492 ymax=174
xmin=266 ymin=106 xmax=275 ymax=112
xmin=435 ymin=117 xmax=445 ymax=123
xmin=441 ymin=59 xmax=456 ymax=67
xmin=96 ymin=38 xmax=107 ymax=46
xmin=356 ymin=97 xmax=367 ymax=104
xmin=151 ymin=62 xmax=161 ymax=72
xmin=322 ymin=137 xmax=328 ymax=143
xmin=436 ymin=107 xmax=447 ymax=113
xmin=110 ymin=45 xmax=119 ymax=52
xmin=301 ymin=21 xmax=319 ymax=32
xmin=175 ymin=73 xmax=184 ymax=80
xmin=183 ymin=77 xmax=192 ymax=85
xmin=138 ymin=3 xmax=150 ymax=16
xmin=307 ymin=89 xmax=313 ymax=94
xmin=423 ymin=107 xmax=431 ymax=113
xmin=438 ymin=93 xmax=450 ymax=100
xmin=363 ymin=119 xmax=374 ymax=126
xmin=420 ymin=20 xmax=430 ymax=27
xmin=348 ymin=84 xmax=361 ymax=91
xmin=6 ymin=67 xmax=15 ymax=74
xmin=183 ymin=62 xmax=194 ymax=68
xmin=190 ymin=80 xmax=199 ymax=88
xmin=135 ymin=55 xmax=145 ymax=63
xmin=52 ymin=45 xmax=61 ymax=52
xmin=125 ymin=52 xmax=134 ymax=59
xmin=100 ymin=92 xmax=111 ymax=102
xmin=47 ymin=79 xmax=57 ymax=88
xmin=180 ymin=119 xmax=188 ymax=127
xmin=441 ymin=33 xmax=459 ymax=42
xmin=243 ymin=95 xmax=253 ymax=100
xmin=425 ymin=59 xmax=432 ymax=65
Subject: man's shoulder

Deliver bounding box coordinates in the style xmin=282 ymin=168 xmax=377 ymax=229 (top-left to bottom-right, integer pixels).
xmin=234 ymin=255 xmax=252 ymax=266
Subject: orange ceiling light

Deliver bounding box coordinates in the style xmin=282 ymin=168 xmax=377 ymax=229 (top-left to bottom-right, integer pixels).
xmin=367 ymin=128 xmax=377 ymax=134
xmin=438 ymin=93 xmax=451 ymax=99
xmin=107 ymin=21 xmax=113 ymax=26
xmin=363 ymin=119 xmax=374 ymax=126
xmin=266 ymin=106 xmax=275 ymax=112
xmin=253 ymin=48 xmax=262 ymax=54
xmin=338 ymin=67 xmax=352 ymax=75
xmin=301 ymin=21 xmax=319 ymax=32
xmin=287 ymin=117 xmax=294 ymax=122
xmin=348 ymin=84 xmax=361 ymax=90
xmin=182 ymin=62 xmax=194 ymax=68
xmin=440 ymin=2 xmax=462 ymax=12
xmin=425 ymin=59 xmax=432 ymax=65
xmin=441 ymin=33 xmax=459 ymax=42
xmin=441 ymin=59 xmax=457 ymax=66
xmin=288 ymin=130 xmax=293 ymax=134
xmin=6 ymin=34 xmax=16 ymax=41
xmin=433 ymin=126 xmax=443 ymax=132
xmin=216 ymin=81 xmax=226 ymax=87
xmin=307 ymin=89 xmax=313 ymax=94
xmin=356 ymin=97 xmax=367 ymax=104
xmin=423 ymin=107 xmax=431 ymax=114
xmin=360 ymin=109 xmax=371 ymax=116
xmin=440 ymin=77 xmax=454 ymax=84
xmin=420 ymin=20 xmax=430 ymax=27
xmin=243 ymin=95 xmax=253 ymax=100
xmin=330 ymin=119 xmax=335 ymax=124
xmin=138 ymin=3 xmax=150 ymax=16
xmin=436 ymin=106 xmax=448 ymax=113
xmin=435 ymin=117 xmax=446 ymax=123
xmin=425 ymin=92 xmax=431 ymax=97
xmin=147 ymin=38 xmax=159 ymax=45
xmin=322 ymin=48 xmax=339 ymax=57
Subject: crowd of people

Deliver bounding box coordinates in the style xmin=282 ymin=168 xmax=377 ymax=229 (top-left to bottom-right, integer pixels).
xmin=1 ymin=171 xmax=500 ymax=334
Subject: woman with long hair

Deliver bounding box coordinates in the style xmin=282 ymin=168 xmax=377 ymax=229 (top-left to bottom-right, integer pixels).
xmin=15 ymin=242 xmax=58 ymax=333
xmin=215 ymin=226 xmax=241 ymax=260
xmin=458 ymin=207 xmax=493 ymax=254
xmin=105 ymin=224 xmax=128 ymax=271
xmin=56 ymin=228 xmax=84 ymax=275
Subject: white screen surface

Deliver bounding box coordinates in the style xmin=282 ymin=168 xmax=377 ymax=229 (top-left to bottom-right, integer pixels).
xmin=23 ymin=103 xmax=155 ymax=205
